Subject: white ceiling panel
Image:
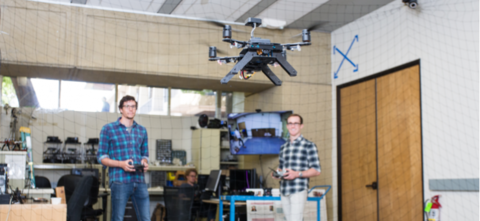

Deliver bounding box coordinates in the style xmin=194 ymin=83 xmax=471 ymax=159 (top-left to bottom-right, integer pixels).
xmin=29 ymin=0 xmax=393 ymax=32
xmin=256 ymin=0 xmax=329 ymax=26
xmin=87 ymin=0 xmax=166 ymax=12
xmin=45 ymin=0 xmax=70 ymax=3
xmin=171 ymin=0 xmax=262 ymax=21
xmin=90 ymin=0 xmax=149 ymax=11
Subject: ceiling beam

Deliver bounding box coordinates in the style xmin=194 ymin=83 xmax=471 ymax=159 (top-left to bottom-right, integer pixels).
xmin=235 ymin=0 xmax=277 ymax=23
xmin=71 ymin=0 xmax=87 ymax=4
xmin=0 ymin=63 xmax=275 ymax=93
xmin=287 ymin=0 xmax=394 ymax=32
xmin=158 ymin=0 xmax=183 ymax=14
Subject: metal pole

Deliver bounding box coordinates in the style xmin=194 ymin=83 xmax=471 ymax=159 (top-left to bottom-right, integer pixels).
xmin=215 ymin=90 xmax=222 ymax=118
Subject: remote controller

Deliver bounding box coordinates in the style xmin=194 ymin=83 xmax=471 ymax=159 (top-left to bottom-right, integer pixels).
xmin=128 ymin=161 xmax=145 ymax=172
xmin=269 ymin=167 xmax=285 ymax=178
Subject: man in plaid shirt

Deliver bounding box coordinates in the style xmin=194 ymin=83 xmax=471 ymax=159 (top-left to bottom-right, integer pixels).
xmin=272 ymin=114 xmax=321 ymax=221
xmin=97 ymin=95 xmax=150 ymax=221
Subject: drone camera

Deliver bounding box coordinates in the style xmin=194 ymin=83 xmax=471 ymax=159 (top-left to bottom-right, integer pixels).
xmin=223 ymin=25 xmax=232 ymax=39
xmin=302 ymin=29 xmax=311 ymax=43
xmin=402 ymin=0 xmax=418 ymax=9
xmin=245 ymin=17 xmax=262 ymax=27
xmin=209 ymin=46 xmax=217 ymax=58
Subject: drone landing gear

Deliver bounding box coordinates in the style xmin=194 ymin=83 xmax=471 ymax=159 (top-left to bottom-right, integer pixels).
xmin=273 ymin=52 xmax=297 ymax=77
xmin=260 ymin=65 xmax=282 ymax=86
xmin=220 ymin=52 xmax=298 ymax=86
xmin=221 ymin=52 xmax=256 ymax=84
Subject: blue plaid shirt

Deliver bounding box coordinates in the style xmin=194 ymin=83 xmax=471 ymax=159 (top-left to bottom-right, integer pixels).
xmin=279 ymin=135 xmax=321 ymax=196
xmin=98 ymin=118 xmax=149 ymax=184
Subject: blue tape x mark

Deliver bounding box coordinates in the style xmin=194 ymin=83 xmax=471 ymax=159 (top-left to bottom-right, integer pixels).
xmin=333 ymin=35 xmax=358 ymax=79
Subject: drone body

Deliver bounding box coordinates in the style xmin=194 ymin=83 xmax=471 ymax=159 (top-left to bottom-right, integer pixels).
xmin=209 ymin=18 xmax=311 ymax=86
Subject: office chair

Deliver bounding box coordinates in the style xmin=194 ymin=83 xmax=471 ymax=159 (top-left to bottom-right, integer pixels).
xmin=34 ymin=176 xmax=52 ymax=188
xmin=57 ymin=175 xmax=104 ymax=221
xmin=163 ymin=186 xmax=195 ymax=221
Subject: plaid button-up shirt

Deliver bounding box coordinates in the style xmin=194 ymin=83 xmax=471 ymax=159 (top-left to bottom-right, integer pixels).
xmin=279 ymin=135 xmax=321 ymax=196
xmin=98 ymin=118 xmax=149 ymax=184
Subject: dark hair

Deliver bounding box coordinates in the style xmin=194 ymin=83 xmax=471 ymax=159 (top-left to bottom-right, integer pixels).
xmin=118 ymin=95 xmax=138 ymax=110
xmin=185 ymin=168 xmax=198 ymax=177
xmin=287 ymin=114 xmax=303 ymax=124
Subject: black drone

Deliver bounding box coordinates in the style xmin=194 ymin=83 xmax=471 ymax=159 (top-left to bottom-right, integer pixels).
xmin=208 ymin=18 xmax=312 ymax=86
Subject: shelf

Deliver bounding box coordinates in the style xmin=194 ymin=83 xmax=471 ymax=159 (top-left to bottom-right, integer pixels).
xmin=220 ymin=162 xmax=238 ymax=165
xmin=34 ymin=163 xmax=101 ymax=170
xmin=34 ymin=163 xmax=195 ymax=171
xmin=149 ymin=165 xmax=195 ymax=171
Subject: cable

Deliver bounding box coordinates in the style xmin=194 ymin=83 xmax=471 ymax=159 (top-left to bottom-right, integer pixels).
xmin=250 ymin=23 xmax=256 ymax=38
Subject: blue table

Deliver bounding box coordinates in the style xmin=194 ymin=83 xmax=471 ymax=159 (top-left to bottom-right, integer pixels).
xmin=219 ymin=185 xmax=331 ymax=221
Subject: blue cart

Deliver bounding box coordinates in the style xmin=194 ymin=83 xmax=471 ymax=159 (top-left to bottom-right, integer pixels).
xmin=219 ymin=185 xmax=331 ymax=221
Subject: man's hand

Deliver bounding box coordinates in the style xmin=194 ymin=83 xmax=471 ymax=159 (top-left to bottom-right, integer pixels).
xmin=141 ymin=159 xmax=149 ymax=172
xmin=271 ymin=171 xmax=281 ymax=180
xmin=120 ymin=159 xmax=135 ymax=172
xmin=283 ymin=168 xmax=300 ymax=180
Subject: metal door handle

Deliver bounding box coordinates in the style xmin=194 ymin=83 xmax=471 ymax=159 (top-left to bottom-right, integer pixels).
xmin=366 ymin=182 xmax=377 ymax=189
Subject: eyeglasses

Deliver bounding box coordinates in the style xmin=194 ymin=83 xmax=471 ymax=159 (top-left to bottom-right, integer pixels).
xmin=287 ymin=122 xmax=301 ymax=126
xmin=123 ymin=105 xmax=136 ymax=109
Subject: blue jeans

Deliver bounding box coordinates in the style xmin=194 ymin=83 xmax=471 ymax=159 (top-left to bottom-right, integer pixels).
xmin=110 ymin=182 xmax=150 ymax=221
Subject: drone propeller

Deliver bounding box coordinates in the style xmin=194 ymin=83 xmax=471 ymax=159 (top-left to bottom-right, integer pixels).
xmin=290 ymin=21 xmax=328 ymax=38
xmin=205 ymin=19 xmax=248 ymax=33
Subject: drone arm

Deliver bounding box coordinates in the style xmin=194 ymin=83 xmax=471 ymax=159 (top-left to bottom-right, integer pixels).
xmin=273 ymin=52 xmax=297 ymax=76
xmin=222 ymin=38 xmax=248 ymax=46
xmin=209 ymin=56 xmax=240 ymax=62
xmin=282 ymin=42 xmax=312 ymax=47
xmin=220 ymin=51 xmax=256 ymax=84
xmin=260 ymin=65 xmax=282 ymax=86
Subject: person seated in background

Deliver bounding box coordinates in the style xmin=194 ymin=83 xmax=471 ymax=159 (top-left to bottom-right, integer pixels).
xmin=181 ymin=168 xmax=198 ymax=189
xmin=180 ymin=169 xmax=216 ymax=221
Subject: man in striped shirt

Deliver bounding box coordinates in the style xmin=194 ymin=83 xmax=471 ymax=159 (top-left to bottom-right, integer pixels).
xmin=98 ymin=95 xmax=150 ymax=221
xmin=272 ymin=113 xmax=321 ymax=221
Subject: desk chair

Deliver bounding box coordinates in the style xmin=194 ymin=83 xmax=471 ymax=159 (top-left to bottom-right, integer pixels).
xmin=57 ymin=175 xmax=104 ymax=221
xmin=163 ymin=186 xmax=195 ymax=221
xmin=35 ymin=176 xmax=52 ymax=188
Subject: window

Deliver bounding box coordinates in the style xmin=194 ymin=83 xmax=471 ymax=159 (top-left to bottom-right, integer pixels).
xmin=2 ymin=76 xmax=228 ymax=117
xmin=170 ymin=89 xmax=226 ymax=117
xmin=118 ymin=85 xmax=168 ymax=115
xmin=31 ymin=78 xmax=59 ymax=109
xmin=60 ymin=81 xmax=115 ymax=112
xmin=1 ymin=77 xmax=19 ymax=107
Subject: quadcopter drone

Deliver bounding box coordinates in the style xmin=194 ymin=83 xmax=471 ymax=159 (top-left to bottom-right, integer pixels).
xmin=208 ymin=17 xmax=312 ymax=86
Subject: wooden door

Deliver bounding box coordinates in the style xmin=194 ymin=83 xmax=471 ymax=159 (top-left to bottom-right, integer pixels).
xmin=339 ymin=63 xmax=423 ymax=221
xmin=377 ymin=65 xmax=423 ymax=221
xmin=340 ymin=79 xmax=378 ymax=221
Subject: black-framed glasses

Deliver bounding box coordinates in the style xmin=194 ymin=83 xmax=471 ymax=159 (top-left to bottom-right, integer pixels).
xmin=287 ymin=122 xmax=301 ymax=126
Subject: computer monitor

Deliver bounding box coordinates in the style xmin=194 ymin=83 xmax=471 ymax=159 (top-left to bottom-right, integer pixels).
xmin=205 ymin=170 xmax=222 ymax=192
xmin=229 ymin=169 xmax=256 ymax=193
xmin=197 ymin=175 xmax=209 ymax=190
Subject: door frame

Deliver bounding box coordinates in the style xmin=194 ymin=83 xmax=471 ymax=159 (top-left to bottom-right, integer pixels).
xmin=336 ymin=59 xmax=424 ymax=221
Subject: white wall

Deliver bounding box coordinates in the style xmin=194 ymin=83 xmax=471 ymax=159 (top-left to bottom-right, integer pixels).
xmin=331 ymin=0 xmax=479 ymax=220
xmin=237 ymin=113 xmax=283 ymax=137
